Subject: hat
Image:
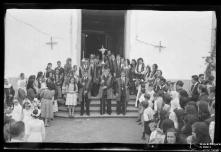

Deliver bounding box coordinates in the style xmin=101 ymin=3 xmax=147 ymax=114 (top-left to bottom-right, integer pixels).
xmin=31 ymin=109 xmax=41 ymax=117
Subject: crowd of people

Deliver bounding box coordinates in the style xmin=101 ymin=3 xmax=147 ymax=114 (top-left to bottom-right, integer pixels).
xmin=136 ymin=72 xmax=215 ymax=144
xmin=4 ymin=50 xmax=216 ymax=144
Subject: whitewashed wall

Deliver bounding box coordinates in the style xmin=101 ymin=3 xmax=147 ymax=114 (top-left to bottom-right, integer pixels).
xmin=126 ymin=10 xmax=213 ymax=80
xmin=5 ymin=9 xmax=81 ymax=78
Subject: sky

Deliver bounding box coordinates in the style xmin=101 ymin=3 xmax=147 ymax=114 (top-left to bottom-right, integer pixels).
xmin=5 ymin=9 xmax=214 ymax=80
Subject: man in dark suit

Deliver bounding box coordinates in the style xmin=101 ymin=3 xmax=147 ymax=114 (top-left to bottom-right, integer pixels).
xmin=176 ymin=80 xmax=188 ymax=97
xmin=115 ymin=54 xmax=122 ymax=78
xmin=112 ymin=54 xmax=121 ymax=95
xmin=176 ymin=80 xmax=189 ymax=108
xmin=116 ymin=71 xmax=129 ymax=115
xmin=54 ymin=61 xmax=64 ymax=100
xmin=79 ymin=59 xmax=91 ymax=116
xmin=89 ymin=55 xmax=101 ymax=97
xmin=190 ymin=75 xmax=199 ymax=102
xmin=100 ymin=65 xmax=113 ymax=115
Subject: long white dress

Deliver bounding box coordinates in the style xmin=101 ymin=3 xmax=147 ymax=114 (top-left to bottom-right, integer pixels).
xmin=26 ymin=118 xmax=45 ymax=142
xmin=22 ymin=109 xmax=33 ymax=135
xmin=10 ymin=104 xmax=22 ymax=121
xmin=65 ymin=83 xmax=78 ymax=106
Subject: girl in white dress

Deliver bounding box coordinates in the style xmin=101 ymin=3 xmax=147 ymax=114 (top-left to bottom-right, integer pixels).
xmin=21 ymin=99 xmax=33 ymax=139
xmin=26 ymin=109 xmax=45 ymax=142
xmin=17 ymin=73 xmax=27 ymax=105
xmin=65 ymin=77 xmax=78 ymax=117
xmin=169 ymin=91 xmax=181 ymax=130
xmin=10 ymin=99 xmax=22 ymax=121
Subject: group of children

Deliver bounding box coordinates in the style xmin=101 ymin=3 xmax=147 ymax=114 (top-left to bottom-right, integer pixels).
xmin=135 ymin=68 xmax=216 ymax=144
xmin=4 ymin=50 xmax=216 ymax=144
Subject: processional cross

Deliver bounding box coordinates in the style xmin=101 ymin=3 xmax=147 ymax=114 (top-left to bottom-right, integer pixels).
xmin=98 ymin=45 xmax=107 ymax=64
xmin=46 ymin=36 xmax=58 ymax=50
xmin=99 ymin=45 xmax=107 ymax=54
xmin=154 ymin=41 xmax=166 ymax=52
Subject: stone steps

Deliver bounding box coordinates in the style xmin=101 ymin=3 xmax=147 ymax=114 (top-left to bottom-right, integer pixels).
xmin=58 ymin=105 xmax=137 ymax=112
xmin=56 ymin=95 xmax=138 ymax=118
xmin=54 ymin=111 xmax=138 ymax=118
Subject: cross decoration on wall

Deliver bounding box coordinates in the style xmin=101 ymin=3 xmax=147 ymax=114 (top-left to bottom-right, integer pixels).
xmin=154 ymin=41 xmax=166 ymax=53
xmin=46 ymin=36 xmax=58 ymax=50
xmin=136 ymin=36 xmax=166 ymax=53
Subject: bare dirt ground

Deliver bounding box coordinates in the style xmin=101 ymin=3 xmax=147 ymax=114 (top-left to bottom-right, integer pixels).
xmin=44 ymin=117 xmax=146 ymax=143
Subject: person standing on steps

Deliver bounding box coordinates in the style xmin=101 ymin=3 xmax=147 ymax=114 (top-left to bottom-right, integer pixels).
xmin=65 ymin=77 xmax=78 ymax=118
xmin=100 ymin=65 xmax=113 ymax=115
xmin=54 ymin=61 xmax=64 ymax=102
xmin=116 ymin=71 xmax=129 ymax=115
xmin=79 ymin=59 xmax=91 ymax=116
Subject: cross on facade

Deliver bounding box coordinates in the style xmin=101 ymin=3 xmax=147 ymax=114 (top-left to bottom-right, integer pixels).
xmin=46 ymin=36 xmax=58 ymax=50
xmin=155 ymin=41 xmax=166 ymax=52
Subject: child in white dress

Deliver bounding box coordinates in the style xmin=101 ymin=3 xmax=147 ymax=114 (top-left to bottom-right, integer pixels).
xmin=26 ymin=109 xmax=45 ymax=142
xmin=169 ymin=91 xmax=181 ymax=130
xmin=10 ymin=99 xmax=22 ymax=121
xmin=136 ymin=85 xmax=146 ymax=124
xmin=21 ymin=99 xmax=33 ymax=139
xmin=17 ymin=73 xmax=27 ymax=105
xmin=65 ymin=77 xmax=78 ymax=117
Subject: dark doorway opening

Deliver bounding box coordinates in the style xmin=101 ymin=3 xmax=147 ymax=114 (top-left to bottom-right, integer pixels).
xmin=81 ymin=10 xmax=126 ymax=60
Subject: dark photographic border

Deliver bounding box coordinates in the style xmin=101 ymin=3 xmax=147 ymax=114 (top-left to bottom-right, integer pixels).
xmin=2 ymin=2 xmax=221 ymax=151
